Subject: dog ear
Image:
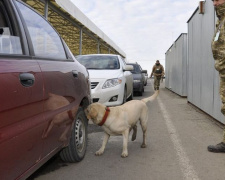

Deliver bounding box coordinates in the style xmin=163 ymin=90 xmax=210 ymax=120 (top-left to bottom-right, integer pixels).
xmin=84 ymin=107 xmax=89 ymax=115
xmin=84 ymin=106 xmax=91 ymax=119
xmin=90 ymin=106 xmax=98 ymax=119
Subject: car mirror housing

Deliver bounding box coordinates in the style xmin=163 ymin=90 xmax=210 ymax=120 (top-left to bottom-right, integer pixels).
xmin=124 ymin=65 xmax=134 ymax=71
xmin=141 ymin=70 xmax=147 ymax=73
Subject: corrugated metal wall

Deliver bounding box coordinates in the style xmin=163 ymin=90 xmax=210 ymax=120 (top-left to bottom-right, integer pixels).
xmin=187 ymin=0 xmax=224 ymax=123
xmin=165 ymin=33 xmax=187 ymax=97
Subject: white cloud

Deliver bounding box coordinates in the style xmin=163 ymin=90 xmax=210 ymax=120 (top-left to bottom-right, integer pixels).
xmin=70 ymin=0 xmax=200 ymax=73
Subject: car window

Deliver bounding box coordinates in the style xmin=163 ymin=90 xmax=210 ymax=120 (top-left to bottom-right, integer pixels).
xmin=129 ymin=64 xmax=141 ymax=74
xmin=15 ymin=1 xmax=66 ymax=59
xmin=0 ymin=3 xmax=22 ymax=55
xmin=76 ymin=55 xmax=120 ymax=70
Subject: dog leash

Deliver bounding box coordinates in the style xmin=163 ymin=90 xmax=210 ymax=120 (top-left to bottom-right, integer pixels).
xmin=98 ymin=107 xmax=110 ymax=126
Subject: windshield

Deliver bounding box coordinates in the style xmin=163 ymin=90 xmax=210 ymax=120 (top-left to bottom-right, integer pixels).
xmin=128 ymin=64 xmax=141 ymax=74
xmin=76 ymin=55 xmax=120 ymax=70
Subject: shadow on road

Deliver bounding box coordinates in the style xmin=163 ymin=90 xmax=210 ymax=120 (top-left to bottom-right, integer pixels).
xmin=27 ymin=124 xmax=102 ymax=180
xmin=27 ymin=155 xmax=68 ymax=180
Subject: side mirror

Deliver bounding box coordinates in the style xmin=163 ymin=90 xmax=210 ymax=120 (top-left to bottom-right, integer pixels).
xmin=141 ymin=70 xmax=147 ymax=73
xmin=123 ymin=65 xmax=133 ymax=71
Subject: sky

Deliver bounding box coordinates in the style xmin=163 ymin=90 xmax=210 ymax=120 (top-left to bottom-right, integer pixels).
xmin=70 ymin=0 xmax=201 ymax=74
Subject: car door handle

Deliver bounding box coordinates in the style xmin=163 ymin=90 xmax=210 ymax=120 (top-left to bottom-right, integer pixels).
xmin=72 ymin=70 xmax=78 ymax=78
xmin=19 ymin=73 xmax=35 ymax=87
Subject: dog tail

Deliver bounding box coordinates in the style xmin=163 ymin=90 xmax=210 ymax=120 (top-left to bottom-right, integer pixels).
xmin=141 ymin=90 xmax=159 ymax=103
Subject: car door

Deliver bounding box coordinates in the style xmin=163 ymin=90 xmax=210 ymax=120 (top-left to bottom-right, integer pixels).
xmin=15 ymin=0 xmax=83 ymax=158
xmin=0 ymin=1 xmax=44 ymax=179
xmin=120 ymin=57 xmax=133 ymax=97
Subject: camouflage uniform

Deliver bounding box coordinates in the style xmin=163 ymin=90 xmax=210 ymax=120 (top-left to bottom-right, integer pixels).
xmin=211 ymin=2 xmax=225 ymax=143
xmin=154 ymin=76 xmax=161 ymax=90
xmin=151 ymin=63 xmax=164 ymax=90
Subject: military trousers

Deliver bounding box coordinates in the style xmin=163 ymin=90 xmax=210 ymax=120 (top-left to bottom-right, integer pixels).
xmin=219 ymin=76 xmax=225 ymax=143
xmin=154 ymin=76 xmax=161 ymax=90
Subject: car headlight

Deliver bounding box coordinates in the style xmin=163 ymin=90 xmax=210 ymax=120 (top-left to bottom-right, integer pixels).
xmin=134 ymin=80 xmax=141 ymax=83
xmin=102 ymin=78 xmax=122 ymax=89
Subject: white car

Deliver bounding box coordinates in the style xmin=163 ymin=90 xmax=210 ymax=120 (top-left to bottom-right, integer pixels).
xmin=76 ymin=54 xmax=133 ymax=106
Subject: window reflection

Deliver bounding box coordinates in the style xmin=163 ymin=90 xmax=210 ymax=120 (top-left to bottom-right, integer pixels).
xmin=16 ymin=1 xmax=66 ymax=59
xmin=0 ymin=5 xmax=22 ymax=55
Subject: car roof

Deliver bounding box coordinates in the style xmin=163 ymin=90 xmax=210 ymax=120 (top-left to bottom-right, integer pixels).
xmin=76 ymin=54 xmax=119 ymax=57
xmin=127 ymin=63 xmax=139 ymax=66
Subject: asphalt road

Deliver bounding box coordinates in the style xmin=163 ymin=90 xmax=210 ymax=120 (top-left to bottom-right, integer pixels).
xmin=28 ymin=79 xmax=225 ymax=180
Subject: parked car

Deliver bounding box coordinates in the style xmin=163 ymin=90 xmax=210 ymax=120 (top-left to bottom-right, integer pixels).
xmin=127 ymin=63 xmax=147 ymax=96
xmin=76 ymin=54 xmax=134 ymax=106
xmin=0 ymin=1 xmax=91 ymax=179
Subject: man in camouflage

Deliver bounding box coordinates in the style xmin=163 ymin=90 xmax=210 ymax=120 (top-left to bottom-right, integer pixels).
xmin=208 ymin=0 xmax=225 ymax=152
xmin=150 ymin=60 xmax=164 ymax=90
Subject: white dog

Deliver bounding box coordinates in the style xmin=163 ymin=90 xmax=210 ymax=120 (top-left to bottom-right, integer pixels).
xmin=85 ymin=90 xmax=159 ymax=158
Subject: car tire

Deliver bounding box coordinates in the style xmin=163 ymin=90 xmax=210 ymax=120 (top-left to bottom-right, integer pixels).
xmin=123 ymin=87 xmax=127 ymax=104
xmin=60 ymin=107 xmax=88 ymax=163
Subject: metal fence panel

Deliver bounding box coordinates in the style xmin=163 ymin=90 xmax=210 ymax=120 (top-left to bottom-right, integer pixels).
xmin=182 ymin=35 xmax=188 ymax=96
xmin=165 ymin=34 xmax=187 ymax=97
xmin=187 ymin=0 xmax=224 ymax=124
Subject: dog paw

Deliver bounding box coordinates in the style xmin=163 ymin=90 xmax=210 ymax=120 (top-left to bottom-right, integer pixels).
xmin=95 ymin=150 xmax=104 ymax=156
xmin=121 ymin=152 xmax=128 ymax=158
xmin=141 ymin=144 xmax=147 ymax=148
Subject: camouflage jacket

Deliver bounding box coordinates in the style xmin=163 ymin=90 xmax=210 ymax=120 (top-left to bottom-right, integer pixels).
xmin=212 ymin=17 xmax=225 ymax=75
xmin=151 ymin=64 xmax=164 ymax=77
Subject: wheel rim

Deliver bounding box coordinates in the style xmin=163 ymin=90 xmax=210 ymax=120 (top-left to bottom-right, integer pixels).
xmin=74 ymin=117 xmax=85 ymax=153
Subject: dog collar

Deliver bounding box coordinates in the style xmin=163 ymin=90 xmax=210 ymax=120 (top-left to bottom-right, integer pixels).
xmin=98 ymin=107 xmax=110 ymax=126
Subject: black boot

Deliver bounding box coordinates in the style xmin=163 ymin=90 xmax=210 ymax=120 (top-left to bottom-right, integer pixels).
xmin=208 ymin=142 xmax=225 ymax=153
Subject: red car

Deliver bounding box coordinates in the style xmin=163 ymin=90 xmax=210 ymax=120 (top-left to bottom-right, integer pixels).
xmin=0 ymin=0 xmax=91 ymax=179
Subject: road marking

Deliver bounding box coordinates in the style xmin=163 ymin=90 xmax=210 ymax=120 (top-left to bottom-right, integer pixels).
xmin=157 ymin=97 xmax=199 ymax=180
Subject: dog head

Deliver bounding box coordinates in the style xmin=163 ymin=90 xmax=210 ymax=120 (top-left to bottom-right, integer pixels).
xmin=85 ymin=103 xmax=106 ymax=125
xmin=84 ymin=104 xmax=99 ymax=124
